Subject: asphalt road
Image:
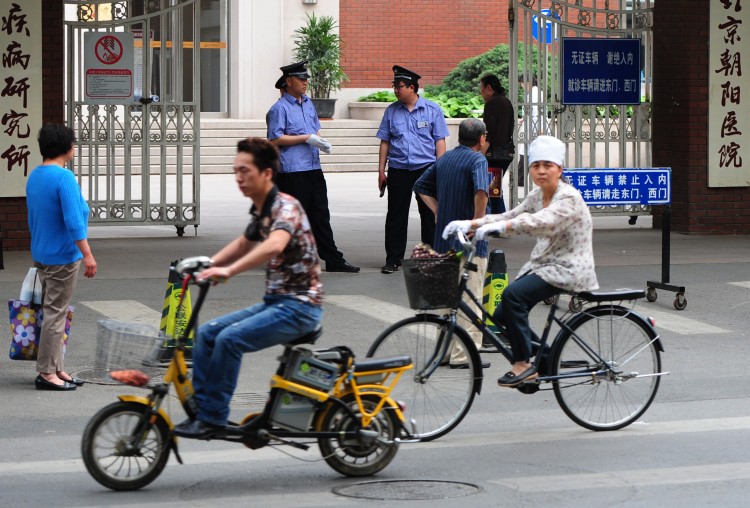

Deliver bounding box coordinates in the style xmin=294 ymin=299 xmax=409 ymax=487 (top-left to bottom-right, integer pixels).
xmin=1 ymin=173 xmax=750 ymax=507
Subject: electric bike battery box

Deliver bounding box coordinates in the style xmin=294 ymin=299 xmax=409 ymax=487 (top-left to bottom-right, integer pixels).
xmin=283 ymin=348 xmax=339 ymax=391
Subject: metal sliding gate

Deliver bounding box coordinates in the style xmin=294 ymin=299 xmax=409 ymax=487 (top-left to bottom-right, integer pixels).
xmin=64 ymin=0 xmax=200 ymax=236
xmin=509 ymin=0 xmax=654 ymax=216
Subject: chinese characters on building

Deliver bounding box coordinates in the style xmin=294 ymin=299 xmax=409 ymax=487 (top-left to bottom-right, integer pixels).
xmin=565 ymin=168 xmax=671 ymax=206
xmin=561 ymin=38 xmax=641 ymax=105
xmin=709 ymin=0 xmax=750 ymax=187
xmin=0 ymin=0 xmax=41 ymax=198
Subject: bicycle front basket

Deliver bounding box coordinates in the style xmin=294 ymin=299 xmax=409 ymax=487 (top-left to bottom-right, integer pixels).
xmin=402 ymin=257 xmax=461 ymax=310
xmin=95 ymin=320 xmax=165 ymax=371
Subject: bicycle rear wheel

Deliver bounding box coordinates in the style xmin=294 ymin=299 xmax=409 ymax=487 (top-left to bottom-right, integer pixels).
xmin=551 ymin=306 xmax=662 ymax=431
xmin=367 ymin=314 xmax=479 ymax=441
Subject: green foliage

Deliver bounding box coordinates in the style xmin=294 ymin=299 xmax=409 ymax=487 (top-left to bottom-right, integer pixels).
xmin=292 ymin=13 xmax=348 ymax=98
xmin=356 ymin=90 xmax=483 ymax=118
xmin=357 ymin=90 xmax=397 ymax=102
xmin=427 ymin=43 xmax=539 ymax=100
xmin=356 ymin=43 xmax=547 ymax=118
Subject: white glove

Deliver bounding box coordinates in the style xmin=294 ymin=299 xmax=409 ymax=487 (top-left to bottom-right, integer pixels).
xmin=306 ymin=134 xmax=333 ymax=154
xmin=475 ymin=221 xmax=507 ymax=241
xmin=442 ymin=220 xmax=473 ymax=240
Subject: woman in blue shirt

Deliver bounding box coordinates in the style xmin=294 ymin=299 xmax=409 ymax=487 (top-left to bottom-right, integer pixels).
xmin=26 ymin=123 xmax=97 ymax=391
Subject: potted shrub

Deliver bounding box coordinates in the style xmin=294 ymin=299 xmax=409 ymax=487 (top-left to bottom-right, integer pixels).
xmin=292 ymin=13 xmax=348 ymax=119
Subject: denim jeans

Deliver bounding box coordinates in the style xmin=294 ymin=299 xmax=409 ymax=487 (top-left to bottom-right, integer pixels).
xmin=191 ymin=295 xmax=323 ymax=426
xmin=493 ymin=273 xmax=559 ymax=364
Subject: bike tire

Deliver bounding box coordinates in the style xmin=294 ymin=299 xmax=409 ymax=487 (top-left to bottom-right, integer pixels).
xmin=551 ymin=306 xmax=662 ymax=431
xmin=366 ymin=314 xmax=480 ymax=441
xmin=317 ymin=393 xmax=399 ymax=477
xmin=81 ymin=401 xmax=171 ymax=491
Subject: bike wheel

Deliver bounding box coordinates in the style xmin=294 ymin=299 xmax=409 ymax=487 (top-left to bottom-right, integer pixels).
xmin=81 ymin=401 xmax=171 ymax=491
xmin=317 ymin=394 xmax=399 ymax=477
xmin=551 ymin=306 xmax=661 ymax=431
xmin=367 ymin=315 xmax=479 ymax=441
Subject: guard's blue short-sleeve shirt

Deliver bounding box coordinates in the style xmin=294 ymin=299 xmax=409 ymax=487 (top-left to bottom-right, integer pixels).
xmin=376 ymin=97 xmax=449 ymax=169
xmin=267 ymin=93 xmax=322 ymax=173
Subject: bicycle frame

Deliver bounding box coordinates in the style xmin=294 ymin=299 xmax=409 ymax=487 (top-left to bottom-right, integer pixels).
xmin=419 ymin=234 xmax=665 ymax=387
xmin=121 ymin=269 xmax=415 ymax=447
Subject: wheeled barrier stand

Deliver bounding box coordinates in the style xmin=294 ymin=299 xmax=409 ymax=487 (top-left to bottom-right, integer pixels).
xmin=646 ymin=205 xmax=688 ymax=310
xmin=482 ymin=250 xmax=508 ymax=334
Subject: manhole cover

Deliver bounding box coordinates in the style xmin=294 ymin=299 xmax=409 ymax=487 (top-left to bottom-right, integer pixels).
xmin=332 ymin=480 xmax=482 ymax=501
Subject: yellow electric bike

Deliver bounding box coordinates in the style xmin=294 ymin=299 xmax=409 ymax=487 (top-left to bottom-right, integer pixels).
xmin=81 ymin=256 xmax=415 ymax=491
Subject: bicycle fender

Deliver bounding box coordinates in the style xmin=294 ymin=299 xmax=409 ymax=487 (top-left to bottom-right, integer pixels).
xmin=551 ymin=305 xmax=664 ymax=355
xmin=116 ymin=395 xmax=183 ymax=463
xmin=408 ymin=314 xmax=485 ymax=395
xmin=117 ymin=395 xmax=177 ymax=427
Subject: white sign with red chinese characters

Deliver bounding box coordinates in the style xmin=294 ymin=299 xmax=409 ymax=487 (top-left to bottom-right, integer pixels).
xmin=83 ymin=32 xmax=134 ymax=103
xmin=709 ymin=0 xmax=750 ymax=187
xmin=0 ymin=0 xmax=42 ymax=198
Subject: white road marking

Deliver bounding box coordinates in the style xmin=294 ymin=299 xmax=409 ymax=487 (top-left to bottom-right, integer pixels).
xmin=557 ymin=294 xmax=730 ymax=335
xmin=79 ymin=300 xmax=161 ymax=324
xmin=325 ymin=295 xmax=414 ymax=323
xmin=729 ymin=281 xmax=750 ymax=289
xmin=490 ymin=462 xmax=750 ymax=492
xmin=5 ymin=416 xmax=750 ymax=477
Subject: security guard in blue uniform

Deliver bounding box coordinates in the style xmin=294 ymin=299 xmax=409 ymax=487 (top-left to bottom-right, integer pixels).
xmin=376 ymin=65 xmax=450 ymax=274
xmin=266 ymin=62 xmax=359 ymax=273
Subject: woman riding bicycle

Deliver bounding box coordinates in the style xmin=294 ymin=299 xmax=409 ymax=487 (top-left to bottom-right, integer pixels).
xmin=443 ymin=135 xmax=598 ymax=387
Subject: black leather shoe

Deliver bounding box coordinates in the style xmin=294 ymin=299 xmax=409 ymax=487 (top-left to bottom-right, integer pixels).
xmin=35 ymin=375 xmax=76 ymax=391
xmin=381 ymin=263 xmax=399 ymax=274
xmin=59 ymin=376 xmax=85 ymax=386
xmin=449 ymin=362 xmax=491 ymax=370
xmin=326 ymin=260 xmax=360 ymax=273
xmin=173 ymin=418 xmax=223 ymax=439
xmin=497 ymin=367 xmax=538 ymax=387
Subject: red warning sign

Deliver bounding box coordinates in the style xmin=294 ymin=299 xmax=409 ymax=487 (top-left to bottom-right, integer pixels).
xmin=95 ymin=35 xmax=123 ymax=65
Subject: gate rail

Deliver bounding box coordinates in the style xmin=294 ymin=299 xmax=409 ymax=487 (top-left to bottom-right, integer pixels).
xmin=64 ymin=0 xmax=200 ymax=236
xmin=509 ymin=0 xmax=654 ymax=218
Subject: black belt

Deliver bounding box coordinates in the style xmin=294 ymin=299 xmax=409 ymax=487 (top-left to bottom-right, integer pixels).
xmin=388 ymin=164 xmax=432 ymax=171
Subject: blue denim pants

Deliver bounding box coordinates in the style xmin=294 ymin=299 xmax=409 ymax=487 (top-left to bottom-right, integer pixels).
xmin=493 ymin=273 xmax=559 ymax=364
xmin=191 ymin=295 xmax=323 ymax=426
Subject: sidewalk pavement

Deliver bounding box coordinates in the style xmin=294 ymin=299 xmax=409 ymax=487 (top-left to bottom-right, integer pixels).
xmin=2 ymin=172 xmax=750 ymax=284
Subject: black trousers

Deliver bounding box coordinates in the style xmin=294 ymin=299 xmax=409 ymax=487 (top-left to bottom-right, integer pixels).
xmin=275 ymin=170 xmax=344 ymax=265
xmin=493 ymin=272 xmax=560 ymax=363
xmin=385 ymin=167 xmax=435 ymax=266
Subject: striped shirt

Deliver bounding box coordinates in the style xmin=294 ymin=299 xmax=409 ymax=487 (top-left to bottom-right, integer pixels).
xmin=413 ymin=145 xmax=490 ymax=257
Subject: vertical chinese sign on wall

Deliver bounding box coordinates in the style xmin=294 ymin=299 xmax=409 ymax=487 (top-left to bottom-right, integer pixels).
xmin=709 ymin=0 xmax=750 ymax=187
xmin=0 ymin=1 xmax=41 ymax=198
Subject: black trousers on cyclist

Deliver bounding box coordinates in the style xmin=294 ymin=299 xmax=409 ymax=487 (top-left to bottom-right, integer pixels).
xmin=494 ymin=272 xmax=560 ymax=363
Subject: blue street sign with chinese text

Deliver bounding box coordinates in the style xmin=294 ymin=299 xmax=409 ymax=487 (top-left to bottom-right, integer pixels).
xmin=564 ymin=168 xmax=671 ymax=205
xmin=562 ymin=38 xmax=641 ymax=105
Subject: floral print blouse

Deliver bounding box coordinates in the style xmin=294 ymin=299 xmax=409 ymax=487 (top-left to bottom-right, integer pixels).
xmin=485 ymin=181 xmax=599 ymax=293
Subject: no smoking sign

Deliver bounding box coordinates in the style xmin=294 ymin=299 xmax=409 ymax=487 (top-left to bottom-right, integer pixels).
xmin=95 ymin=35 xmax=124 ymax=65
xmin=84 ymin=32 xmax=134 ymax=103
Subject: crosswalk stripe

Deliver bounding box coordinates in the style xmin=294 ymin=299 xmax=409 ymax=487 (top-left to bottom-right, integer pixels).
xmin=325 ymin=295 xmax=414 ymax=323
xmin=79 ymin=300 xmax=161 ymax=324
xmin=729 ymin=281 xmax=750 ymax=289
xmin=489 ymin=462 xmax=750 ymax=492
xmin=556 ymin=294 xmax=729 ymax=335
xmin=4 ymin=416 xmax=750 ymax=477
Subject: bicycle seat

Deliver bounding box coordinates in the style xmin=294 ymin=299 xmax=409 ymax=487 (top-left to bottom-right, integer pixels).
xmin=577 ymin=289 xmax=645 ymax=302
xmin=354 ymin=356 xmax=412 ymax=373
xmin=287 ymin=326 xmax=323 ymax=346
